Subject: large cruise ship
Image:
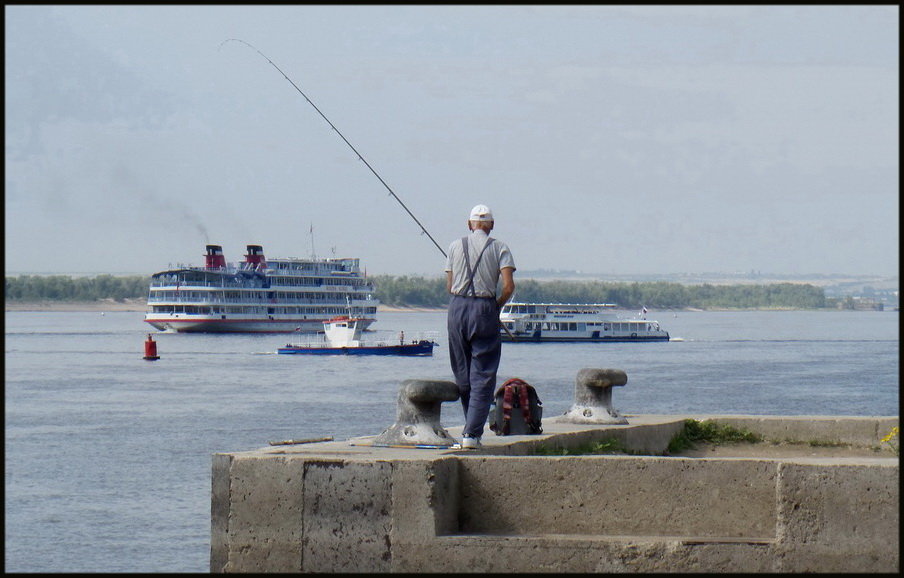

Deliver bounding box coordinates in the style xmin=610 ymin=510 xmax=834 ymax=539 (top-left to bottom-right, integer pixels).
xmin=144 ymin=244 xmax=379 ymax=333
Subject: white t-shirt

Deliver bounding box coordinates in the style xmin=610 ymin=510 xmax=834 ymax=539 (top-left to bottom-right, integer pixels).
xmin=444 ymin=229 xmax=515 ymax=297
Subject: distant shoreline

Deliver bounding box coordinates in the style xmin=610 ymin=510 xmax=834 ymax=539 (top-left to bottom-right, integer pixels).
xmin=4 ymin=300 xmax=445 ymax=313
xmin=5 ymin=299 xmax=148 ymax=312
xmin=5 ymin=301 xmax=877 ymax=313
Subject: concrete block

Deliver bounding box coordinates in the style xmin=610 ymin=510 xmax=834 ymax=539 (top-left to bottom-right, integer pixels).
xmin=775 ymin=461 xmax=899 ymax=572
xmin=396 ymin=535 xmax=778 ymax=573
xmin=456 ymin=456 xmax=777 ymax=539
xmin=209 ymin=454 xmax=232 ymax=573
xmin=302 ymin=460 xmax=392 ymax=572
xmin=703 ymin=415 xmax=899 ymax=447
xmin=389 ymin=458 xmax=460 ymax=545
xmin=220 ymin=455 xmax=306 ymax=572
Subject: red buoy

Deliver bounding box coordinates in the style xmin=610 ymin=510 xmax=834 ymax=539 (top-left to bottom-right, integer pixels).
xmin=143 ymin=334 xmax=160 ymax=360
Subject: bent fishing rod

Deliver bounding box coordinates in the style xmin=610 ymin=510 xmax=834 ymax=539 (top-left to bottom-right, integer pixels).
xmin=219 ymin=38 xmax=446 ymax=258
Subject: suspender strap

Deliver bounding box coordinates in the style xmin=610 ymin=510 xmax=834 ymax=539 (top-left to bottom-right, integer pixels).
xmin=461 ymin=236 xmax=495 ymax=297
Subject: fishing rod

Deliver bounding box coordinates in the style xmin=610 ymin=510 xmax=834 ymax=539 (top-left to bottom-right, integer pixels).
xmin=221 ymin=40 xmax=518 ymax=341
xmin=219 ymin=38 xmax=447 ymax=258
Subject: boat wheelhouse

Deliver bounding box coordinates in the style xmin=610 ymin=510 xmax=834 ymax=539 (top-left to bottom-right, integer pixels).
xmin=144 ymin=244 xmax=379 ymax=333
xmin=499 ymin=302 xmax=670 ymax=342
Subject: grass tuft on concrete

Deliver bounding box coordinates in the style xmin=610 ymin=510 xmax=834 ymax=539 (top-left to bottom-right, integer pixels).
xmin=666 ymin=419 xmax=763 ymax=454
xmin=530 ymin=419 xmax=765 ymax=456
xmin=532 ymin=438 xmax=631 ymax=456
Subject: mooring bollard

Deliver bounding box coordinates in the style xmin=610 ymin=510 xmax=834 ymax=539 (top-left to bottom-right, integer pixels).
xmin=372 ymin=379 xmax=460 ymax=447
xmin=560 ymin=368 xmax=629 ymax=424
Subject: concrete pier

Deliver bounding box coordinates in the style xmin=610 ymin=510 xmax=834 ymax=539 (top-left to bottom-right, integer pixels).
xmin=211 ymin=414 xmax=898 ymax=573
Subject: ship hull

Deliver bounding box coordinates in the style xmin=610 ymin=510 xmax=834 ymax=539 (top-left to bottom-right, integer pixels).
xmin=501 ymin=333 xmax=669 ymax=343
xmin=145 ymin=317 xmax=376 ymax=333
xmin=278 ymin=341 xmax=435 ymax=356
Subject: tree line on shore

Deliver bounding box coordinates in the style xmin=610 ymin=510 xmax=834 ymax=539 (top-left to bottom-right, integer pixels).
xmin=5 ymin=275 xmax=150 ymax=302
xmin=6 ymin=274 xmax=833 ymax=310
xmin=370 ymin=275 xmax=829 ymax=309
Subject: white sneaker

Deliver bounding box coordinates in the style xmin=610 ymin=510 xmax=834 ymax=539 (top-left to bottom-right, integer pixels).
xmin=461 ymin=436 xmax=482 ymax=449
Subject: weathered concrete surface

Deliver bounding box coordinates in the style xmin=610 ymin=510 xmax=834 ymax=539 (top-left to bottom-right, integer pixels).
xmin=774 ymin=461 xmax=900 ymax=572
xmin=211 ymin=415 xmax=899 ymax=573
xmin=393 ymin=535 xmax=779 ymax=573
xmin=302 ymin=460 xmax=393 ymax=572
xmin=698 ymin=414 xmax=899 ymax=447
xmin=456 ymin=457 xmax=778 ymax=538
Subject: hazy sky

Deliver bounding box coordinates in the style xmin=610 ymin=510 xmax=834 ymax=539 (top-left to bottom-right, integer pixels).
xmin=5 ymin=5 xmax=899 ymax=277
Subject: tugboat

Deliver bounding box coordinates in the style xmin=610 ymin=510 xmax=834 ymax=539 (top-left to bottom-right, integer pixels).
xmin=278 ymin=316 xmax=438 ymax=356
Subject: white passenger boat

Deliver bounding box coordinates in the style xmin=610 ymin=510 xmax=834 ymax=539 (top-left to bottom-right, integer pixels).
xmin=144 ymin=244 xmax=379 ymax=333
xmin=499 ymin=302 xmax=670 ymax=342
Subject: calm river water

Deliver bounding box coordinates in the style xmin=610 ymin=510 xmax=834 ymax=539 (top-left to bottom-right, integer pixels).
xmin=4 ymin=309 xmax=899 ymax=572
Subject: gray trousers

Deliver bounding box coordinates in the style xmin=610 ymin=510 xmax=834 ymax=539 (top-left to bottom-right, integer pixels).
xmin=447 ymin=294 xmax=501 ymax=438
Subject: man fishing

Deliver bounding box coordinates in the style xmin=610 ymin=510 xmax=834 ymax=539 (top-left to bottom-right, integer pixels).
xmin=223 ymin=44 xmax=518 ymax=446
xmin=445 ymin=204 xmax=516 ymax=449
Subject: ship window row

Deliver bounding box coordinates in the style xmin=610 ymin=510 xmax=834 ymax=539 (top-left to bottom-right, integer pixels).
xmin=150 ymin=279 xmax=371 ymax=290
xmin=151 ymin=305 xmax=378 ymax=315
xmin=270 ymin=260 xmax=358 ymax=273
xmin=523 ymin=322 xmax=582 ymax=331
xmin=150 ymin=277 xmax=268 ymax=289
xmin=148 ymin=290 xmax=375 ymax=302
xmin=269 ymin=277 xmax=370 ymax=287
xmin=504 ymin=305 xmax=614 ymax=315
xmin=521 ymin=321 xmax=653 ymax=332
xmin=151 ymin=275 xmax=226 ymax=287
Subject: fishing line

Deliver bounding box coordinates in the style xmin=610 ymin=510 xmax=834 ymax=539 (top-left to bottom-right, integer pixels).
xmin=219 ymin=38 xmax=447 ymax=258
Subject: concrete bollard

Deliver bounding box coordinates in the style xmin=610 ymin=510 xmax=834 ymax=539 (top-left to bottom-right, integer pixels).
xmin=560 ymin=368 xmax=629 ymax=424
xmin=372 ymin=379 xmax=460 ymax=447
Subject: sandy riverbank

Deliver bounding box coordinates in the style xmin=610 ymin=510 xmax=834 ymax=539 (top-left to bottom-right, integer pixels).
xmin=5 ymin=300 xmax=444 ymax=313
xmin=5 ymin=299 xmax=148 ymax=312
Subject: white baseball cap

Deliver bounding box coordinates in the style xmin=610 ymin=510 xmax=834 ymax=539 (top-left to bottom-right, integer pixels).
xmin=469 ymin=204 xmax=494 ymax=222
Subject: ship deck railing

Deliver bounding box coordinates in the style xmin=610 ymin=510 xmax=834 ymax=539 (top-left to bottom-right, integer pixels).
xmin=149 ymin=281 xmax=372 ymax=291
xmin=147 ymin=285 xmax=374 ymax=293
xmin=147 ymin=299 xmax=379 ymax=309
xmin=156 ymin=262 xmax=360 ymax=277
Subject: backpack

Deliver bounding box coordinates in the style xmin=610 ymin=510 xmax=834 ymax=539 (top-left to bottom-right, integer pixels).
xmin=488 ymin=378 xmax=543 ymax=435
